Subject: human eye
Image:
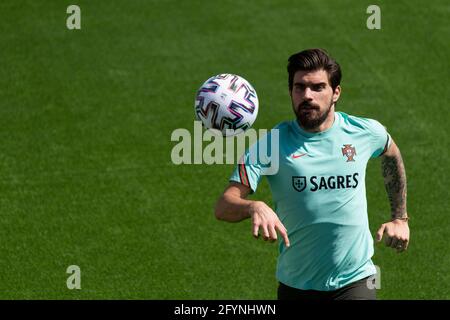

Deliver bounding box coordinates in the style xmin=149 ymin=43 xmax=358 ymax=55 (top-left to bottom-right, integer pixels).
xmin=312 ymin=84 xmax=325 ymax=92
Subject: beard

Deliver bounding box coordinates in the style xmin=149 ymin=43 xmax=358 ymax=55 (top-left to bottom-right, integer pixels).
xmin=295 ymin=99 xmax=334 ymax=130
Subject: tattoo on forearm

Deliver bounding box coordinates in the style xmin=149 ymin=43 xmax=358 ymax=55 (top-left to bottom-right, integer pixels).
xmin=382 ymin=152 xmax=407 ymax=219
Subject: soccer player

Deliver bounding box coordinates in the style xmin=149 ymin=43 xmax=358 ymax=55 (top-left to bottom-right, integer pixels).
xmin=214 ymin=48 xmax=409 ymax=300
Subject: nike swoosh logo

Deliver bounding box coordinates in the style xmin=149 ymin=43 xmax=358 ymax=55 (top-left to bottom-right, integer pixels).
xmin=291 ymin=153 xmax=307 ymax=159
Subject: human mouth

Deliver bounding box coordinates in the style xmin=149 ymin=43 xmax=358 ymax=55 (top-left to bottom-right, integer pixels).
xmin=299 ymin=102 xmax=319 ymax=111
xmin=301 ymin=107 xmax=318 ymax=113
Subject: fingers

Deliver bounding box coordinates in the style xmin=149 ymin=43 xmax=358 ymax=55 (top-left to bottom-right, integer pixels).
xmin=376 ymin=224 xmax=386 ymax=242
xmin=386 ymin=234 xmax=409 ymax=252
xmin=390 ymin=237 xmax=400 ymax=249
xmin=268 ymin=225 xmax=278 ymax=243
xmin=400 ymin=227 xmax=410 ymax=252
xmin=385 ymin=235 xmax=393 ymax=247
xmin=251 ymin=216 xmax=289 ymax=246
xmin=396 ymin=238 xmax=409 ymax=253
xmin=403 ymin=238 xmax=409 ymax=251
xmin=396 ymin=240 xmax=407 ymax=253
xmin=253 ymin=224 xmax=273 ymax=242
xmin=378 ymin=221 xmax=410 ymax=253
xmin=262 ymin=225 xmax=270 ymax=241
xmin=394 ymin=239 xmax=408 ymax=253
xmin=250 ymin=202 xmax=290 ymax=247
xmin=253 ymin=221 xmax=259 ymax=239
xmin=276 ymin=223 xmax=290 ymax=247
xmin=383 ymin=225 xmax=395 ymax=247
xmin=383 ymin=235 xmax=409 ymax=253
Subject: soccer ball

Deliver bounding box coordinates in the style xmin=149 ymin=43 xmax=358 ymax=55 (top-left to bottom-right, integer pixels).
xmin=195 ymin=74 xmax=259 ymax=136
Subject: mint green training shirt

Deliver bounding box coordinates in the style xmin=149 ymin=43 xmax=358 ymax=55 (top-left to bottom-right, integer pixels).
xmin=230 ymin=111 xmax=391 ymax=291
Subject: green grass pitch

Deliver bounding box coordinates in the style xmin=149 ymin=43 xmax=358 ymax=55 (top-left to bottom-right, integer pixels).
xmin=0 ymin=0 xmax=448 ymax=299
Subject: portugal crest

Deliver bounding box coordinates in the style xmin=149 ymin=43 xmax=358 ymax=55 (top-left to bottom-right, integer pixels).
xmin=342 ymin=144 xmax=356 ymax=162
xmin=292 ymin=176 xmax=307 ymax=192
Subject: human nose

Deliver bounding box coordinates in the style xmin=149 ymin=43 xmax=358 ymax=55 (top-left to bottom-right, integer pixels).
xmin=303 ymin=87 xmax=313 ymax=100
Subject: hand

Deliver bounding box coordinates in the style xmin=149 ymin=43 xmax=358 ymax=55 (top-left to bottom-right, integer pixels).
xmin=248 ymin=201 xmax=290 ymax=247
xmin=376 ymin=219 xmax=410 ymax=253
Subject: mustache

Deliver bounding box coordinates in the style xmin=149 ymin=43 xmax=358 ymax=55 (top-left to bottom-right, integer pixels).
xmin=298 ymin=101 xmax=320 ymax=110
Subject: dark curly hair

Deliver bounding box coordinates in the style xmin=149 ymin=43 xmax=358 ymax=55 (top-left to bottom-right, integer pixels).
xmin=287 ymin=48 xmax=342 ymax=91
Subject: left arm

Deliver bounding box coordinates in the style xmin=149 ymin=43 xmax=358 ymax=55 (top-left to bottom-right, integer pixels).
xmin=376 ymin=139 xmax=410 ymax=253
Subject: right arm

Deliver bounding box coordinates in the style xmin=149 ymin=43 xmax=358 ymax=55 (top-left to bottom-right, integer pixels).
xmin=215 ymin=182 xmax=290 ymax=247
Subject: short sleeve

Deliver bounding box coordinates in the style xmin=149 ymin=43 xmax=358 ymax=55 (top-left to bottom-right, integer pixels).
xmin=229 ymin=145 xmax=263 ymax=193
xmin=367 ymin=119 xmax=392 ymax=158
xmin=229 ymin=126 xmax=281 ymax=193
